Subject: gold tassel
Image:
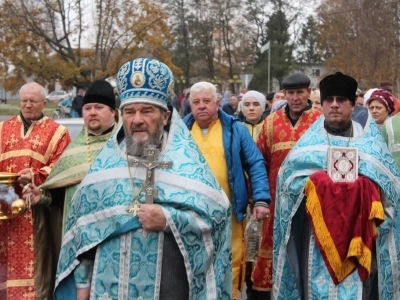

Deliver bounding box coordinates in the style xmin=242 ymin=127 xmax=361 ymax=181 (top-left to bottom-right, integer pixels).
xmin=357 ymin=242 xmax=372 ymax=274
xmin=347 ymin=236 xmax=363 ymax=257
xmin=369 ymin=201 xmax=385 ymax=221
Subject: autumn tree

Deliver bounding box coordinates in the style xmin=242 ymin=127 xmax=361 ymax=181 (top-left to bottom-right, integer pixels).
xmin=190 ymin=0 xmax=219 ymax=80
xmin=162 ymin=0 xmax=194 ymax=87
xmin=248 ymin=8 xmax=292 ymax=91
xmin=296 ymin=16 xmax=322 ymax=65
xmin=318 ymin=0 xmax=400 ymax=89
xmin=0 ymin=0 xmax=178 ymax=91
xmin=212 ymin=0 xmax=258 ymax=91
xmin=164 ymin=0 xmax=249 ymax=91
xmin=247 ymin=0 xmax=305 ymax=91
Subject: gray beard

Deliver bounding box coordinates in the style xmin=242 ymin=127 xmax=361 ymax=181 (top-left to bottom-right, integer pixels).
xmin=124 ymin=119 xmax=164 ymax=157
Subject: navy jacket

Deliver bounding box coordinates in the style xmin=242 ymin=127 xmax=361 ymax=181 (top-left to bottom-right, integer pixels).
xmin=352 ymin=105 xmax=369 ymax=128
xmin=184 ymin=109 xmax=271 ymax=222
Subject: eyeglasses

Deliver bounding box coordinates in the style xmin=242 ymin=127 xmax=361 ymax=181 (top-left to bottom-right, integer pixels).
xmin=20 ymin=99 xmax=44 ymax=105
xmin=323 ymin=96 xmax=349 ymax=105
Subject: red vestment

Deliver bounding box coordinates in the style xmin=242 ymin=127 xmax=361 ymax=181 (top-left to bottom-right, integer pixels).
xmin=304 ymin=172 xmax=384 ymax=284
xmin=0 ymin=115 xmax=71 ymax=299
xmin=252 ymin=108 xmax=321 ymax=291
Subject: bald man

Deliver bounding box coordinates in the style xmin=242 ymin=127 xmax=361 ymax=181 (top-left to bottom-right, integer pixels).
xmin=0 ymin=82 xmax=71 ymax=299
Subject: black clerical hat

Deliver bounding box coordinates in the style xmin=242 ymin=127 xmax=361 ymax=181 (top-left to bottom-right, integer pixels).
xmin=83 ymin=80 xmax=116 ymax=109
xmin=319 ymin=72 xmax=357 ymax=104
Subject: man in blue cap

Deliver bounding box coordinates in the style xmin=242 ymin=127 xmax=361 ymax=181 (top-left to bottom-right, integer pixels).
xmin=53 ymin=58 xmax=232 ymax=300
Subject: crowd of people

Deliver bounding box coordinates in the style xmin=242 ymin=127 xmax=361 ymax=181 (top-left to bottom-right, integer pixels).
xmin=0 ymin=58 xmax=400 ymax=300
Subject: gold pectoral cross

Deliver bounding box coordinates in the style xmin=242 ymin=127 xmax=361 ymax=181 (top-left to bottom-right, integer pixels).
xmin=126 ymin=202 xmax=141 ymax=216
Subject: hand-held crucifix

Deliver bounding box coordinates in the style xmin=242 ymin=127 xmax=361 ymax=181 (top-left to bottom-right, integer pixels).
xmin=126 ymin=144 xmax=172 ymax=216
xmin=140 ymin=145 xmax=172 ymax=204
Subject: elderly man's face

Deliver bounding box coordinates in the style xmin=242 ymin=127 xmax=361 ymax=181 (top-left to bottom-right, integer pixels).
xmin=20 ymin=85 xmax=46 ymax=121
xmin=190 ymin=89 xmax=219 ymax=129
xmin=122 ymin=103 xmax=170 ymax=155
xmin=284 ymin=88 xmax=311 ymax=117
xmin=322 ymin=96 xmax=354 ymax=129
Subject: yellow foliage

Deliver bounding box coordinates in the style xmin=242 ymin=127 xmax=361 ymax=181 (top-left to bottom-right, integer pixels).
xmin=318 ymin=0 xmax=400 ymax=87
xmin=0 ymin=0 xmax=180 ymax=91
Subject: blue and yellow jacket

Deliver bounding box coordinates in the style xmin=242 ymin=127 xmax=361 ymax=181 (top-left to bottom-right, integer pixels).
xmin=184 ymin=109 xmax=271 ymax=222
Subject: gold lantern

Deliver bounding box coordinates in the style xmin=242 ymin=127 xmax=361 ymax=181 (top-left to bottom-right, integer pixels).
xmin=0 ymin=172 xmax=27 ymax=219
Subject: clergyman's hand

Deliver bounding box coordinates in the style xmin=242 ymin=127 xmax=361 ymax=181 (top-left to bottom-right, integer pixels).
xmin=23 ymin=184 xmax=41 ymax=206
xmin=137 ymin=204 xmax=167 ymax=231
xmin=17 ymin=168 xmax=33 ymax=185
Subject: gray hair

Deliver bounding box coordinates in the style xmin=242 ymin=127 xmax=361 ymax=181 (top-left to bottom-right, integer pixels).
xmin=19 ymin=82 xmax=46 ymax=100
xmin=189 ymin=82 xmax=217 ymax=103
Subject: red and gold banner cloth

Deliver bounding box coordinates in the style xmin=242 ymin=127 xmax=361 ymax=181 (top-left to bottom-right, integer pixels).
xmin=252 ymin=108 xmax=321 ymax=291
xmin=0 ymin=115 xmax=71 ymax=299
xmin=304 ymin=171 xmax=384 ymax=284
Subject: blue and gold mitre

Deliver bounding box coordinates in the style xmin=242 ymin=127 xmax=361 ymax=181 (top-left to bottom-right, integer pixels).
xmin=116 ymin=58 xmax=174 ymax=110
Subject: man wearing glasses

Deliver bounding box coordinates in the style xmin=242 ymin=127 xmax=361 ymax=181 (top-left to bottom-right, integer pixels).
xmin=0 ymin=82 xmax=71 ymax=299
xmin=273 ymin=72 xmax=400 ymax=299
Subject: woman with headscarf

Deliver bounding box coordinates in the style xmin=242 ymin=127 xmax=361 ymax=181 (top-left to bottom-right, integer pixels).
xmin=271 ymin=99 xmax=288 ymax=113
xmin=366 ymin=89 xmax=395 ymax=128
xmin=241 ymin=91 xmax=267 ymax=141
xmin=363 ymin=88 xmax=378 ymax=107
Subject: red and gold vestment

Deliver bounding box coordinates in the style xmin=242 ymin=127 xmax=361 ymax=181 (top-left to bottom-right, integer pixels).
xmin=252 ymin=108 xmax=321 ymax=291
xmin=0 ymin=115 xmax=71 ymax=300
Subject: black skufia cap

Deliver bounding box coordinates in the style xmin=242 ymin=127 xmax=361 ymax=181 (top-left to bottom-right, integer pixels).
xmin=319 ymin=72 xmax=357 ymax=104
xmin=82 ymin=80 xmax=116 ymax=109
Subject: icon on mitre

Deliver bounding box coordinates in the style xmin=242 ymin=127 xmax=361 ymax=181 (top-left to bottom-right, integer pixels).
xmin=131 ymin=72 xmax=145 ymax=88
